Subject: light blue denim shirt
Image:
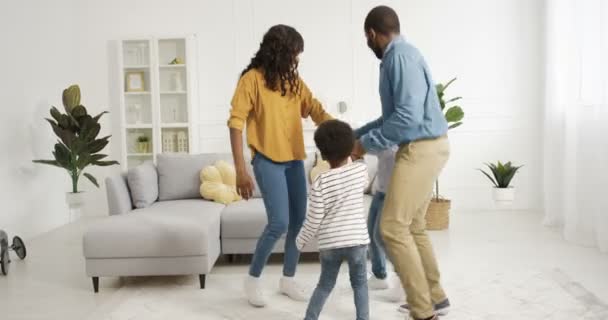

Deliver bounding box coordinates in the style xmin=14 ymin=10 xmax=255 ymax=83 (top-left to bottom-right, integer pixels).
xmin=356 ymin=36 xmax=448 ymax=153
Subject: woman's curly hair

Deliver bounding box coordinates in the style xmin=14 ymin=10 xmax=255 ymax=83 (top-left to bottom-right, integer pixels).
xmin=241 ymin=24 xmax=304 ymax=96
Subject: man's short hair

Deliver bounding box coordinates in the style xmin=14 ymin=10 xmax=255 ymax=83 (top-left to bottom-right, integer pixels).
xmin=364 ymin=5 xmax=400 ymax=35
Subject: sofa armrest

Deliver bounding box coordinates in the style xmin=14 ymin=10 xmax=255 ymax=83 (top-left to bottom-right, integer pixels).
xmin=105 ymin=173 xmax=133 ymax=215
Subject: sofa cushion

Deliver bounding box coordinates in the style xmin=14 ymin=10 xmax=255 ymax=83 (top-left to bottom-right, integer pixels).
xmin=221 ymin=199 xmax=267 ymax=239
xmin=157 ymin=154 xmax=230 ymax=201
xmin=83 ymin=199 xmax=225 ymax=258
xmin=220 ymin=195 xmax=374 ymax=239
xmin=127 ymin=161 xmax=158 ymax=208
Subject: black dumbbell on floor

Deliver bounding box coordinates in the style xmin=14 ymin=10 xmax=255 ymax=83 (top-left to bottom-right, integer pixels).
xmin=0 ymin=230 xmax=27 ymax=275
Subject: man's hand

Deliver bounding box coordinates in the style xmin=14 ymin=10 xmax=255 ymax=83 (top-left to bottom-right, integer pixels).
xmin=351 ymin=139 xmax=366 ymax=160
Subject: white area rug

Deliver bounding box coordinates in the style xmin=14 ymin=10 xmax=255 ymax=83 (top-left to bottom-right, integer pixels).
xmin=86 ymin=268 xmax=608 ymax=320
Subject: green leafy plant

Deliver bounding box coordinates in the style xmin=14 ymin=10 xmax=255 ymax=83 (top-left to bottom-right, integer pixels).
xmin=436 ymin=77 xmax=464 ymax=129
xmin=137 ymin=136 xmax=149 ymax=143
xmin=433 ymin=78 xmax=465 ymax=200
xmin=33 ymin=85 xmax=118 ymax=193
xmin=478 ymin=161 xmax=523 ymax=188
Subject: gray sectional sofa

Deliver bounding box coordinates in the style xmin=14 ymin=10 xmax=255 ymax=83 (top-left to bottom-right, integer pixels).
xmin=83 ymin=153 xmax=375 ymax=292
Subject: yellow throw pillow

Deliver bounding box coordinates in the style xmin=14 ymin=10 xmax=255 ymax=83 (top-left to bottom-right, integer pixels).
xmin=200 ymin=161 xmax=242 ymax=204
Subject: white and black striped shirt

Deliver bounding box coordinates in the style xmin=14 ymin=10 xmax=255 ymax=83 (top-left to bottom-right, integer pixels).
xmin=296 ymin=161 xmax=370 ymax=250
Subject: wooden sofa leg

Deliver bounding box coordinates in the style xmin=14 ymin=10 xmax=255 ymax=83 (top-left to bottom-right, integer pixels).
xmin=92 ymin=277 xmax=99 ymax=293
xmin=199 ymin=274 xmax=206 ymax=289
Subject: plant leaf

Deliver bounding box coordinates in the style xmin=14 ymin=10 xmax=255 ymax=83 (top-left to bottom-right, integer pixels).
xmin=77 ymin=153 xmax=92 ymax=170
xmin=71 ymin=105 xmax=87 ymax=118
xmin=32 ymin=159 xmax=65 ymax=169
xmin=445 ymin=96 xmax=462 ymax=104
xmin=92 ymin=111 xmax=109 ymax=122
xmin=91 ymin=154 xmax=108 ymax=161
xmin=87 ymin=136 xmax=110 ymax=153
xmin=53 ymin=143 xmax=71 ymax=168
xmin=445 ymin=106 xmax=464 ymax=122
xmin=50 ymin=107 xmax=63 ymax=123
xmin=92 ymin=160 xmax=119 ymax=167
xmin=435 ymin=83 xmax=444 ymax=95
xmin=46 ymin=118 xmax=75 ymax=147
xmin=478 ymin=169 xmax=498 ymax=187
xmin=443 ymin=77 xmax=457 ymax=90
xmin=501 ymin=165 xmax=523 ymax=188
xmin=62 ymin=85 xmax=81 ymax=113
xmin=80 ymin=116 xmax=100 ymax=142
xmin=448 ymin=122 xmax=463 ymax=129
xmin=83 ymin=172 xmax=100 ymax=188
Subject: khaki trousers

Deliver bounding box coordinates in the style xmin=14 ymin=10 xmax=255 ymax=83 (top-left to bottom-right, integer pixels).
xmin=380 ymin=136 xmax=450 ymax=319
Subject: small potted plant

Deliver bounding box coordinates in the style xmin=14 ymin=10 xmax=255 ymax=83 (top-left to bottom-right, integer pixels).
xmin=33 ymin=85 xmax=118 ymax=212
xmin=479 ymin=161 xmax=523 ymax=206
xmin=137 ymin=135 xmax=150 ymax=153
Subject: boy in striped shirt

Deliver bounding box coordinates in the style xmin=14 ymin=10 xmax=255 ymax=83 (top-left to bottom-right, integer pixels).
xmin=296 ymin=120 xmax=370 ymax=320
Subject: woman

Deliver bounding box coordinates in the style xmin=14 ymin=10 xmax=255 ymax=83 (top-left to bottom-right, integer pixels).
xmin=227 ymin=25 xmax=333 ymax=307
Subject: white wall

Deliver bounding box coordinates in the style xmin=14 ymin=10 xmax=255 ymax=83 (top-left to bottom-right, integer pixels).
xmin=0 ymin=0 xmax=82 ymax=239
xmin=1 ymin=0 xmax=544 ymax=238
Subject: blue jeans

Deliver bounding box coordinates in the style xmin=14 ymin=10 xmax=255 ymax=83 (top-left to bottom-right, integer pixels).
xmin=304 ymin=245 xmax=369 ymax=320
xmin=249 ymin=153 xmax=307 ymax=278
xmin=368 ymin=192 xmax=387 ymax=279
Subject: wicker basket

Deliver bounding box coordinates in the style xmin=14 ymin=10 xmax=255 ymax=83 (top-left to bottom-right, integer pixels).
xmin=426 ymin=198 xmax=451 ymax=230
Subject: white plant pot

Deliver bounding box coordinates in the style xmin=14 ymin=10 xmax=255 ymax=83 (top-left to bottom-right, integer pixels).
xmin=66 ymin=192 xmax=85 ymax=209
xmin=493 ymin=187 xmax=515 ymax=206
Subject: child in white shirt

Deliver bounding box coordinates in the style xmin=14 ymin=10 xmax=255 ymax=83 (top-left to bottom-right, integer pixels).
xmin=296 ymin=120 xmax=370 ymax=320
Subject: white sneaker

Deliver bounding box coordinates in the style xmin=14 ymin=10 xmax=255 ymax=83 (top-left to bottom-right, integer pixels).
xmin=381 ymin=277 xmax=405 ymax=303
xmin=368 ymin=275 xmax=390 ymax=290
xmin=244 ymin=276 xmax=266 ymax=307
xmin=279 ymin=276 xmax=308 ymax=302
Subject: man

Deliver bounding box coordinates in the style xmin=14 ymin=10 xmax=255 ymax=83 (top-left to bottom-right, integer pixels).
xmin=352 ymin=6 xmax=451 ymax=320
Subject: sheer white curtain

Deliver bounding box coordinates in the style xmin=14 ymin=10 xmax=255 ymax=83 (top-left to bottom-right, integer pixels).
xmin=543 ymin=0 xmax=608 ymax=253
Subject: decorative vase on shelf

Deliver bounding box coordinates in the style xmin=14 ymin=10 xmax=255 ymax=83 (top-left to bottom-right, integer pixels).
xmin=171 ymin=72 xmax=183 ymax=92
xmin=132 ymin=104 xmax=142 ymax=124
xmin=136 ymin=43 xmax=147 ymax=65
xmin=137 ymin=142 xmax=149 ymax=153
xmin=136 ymin=136 xmax=149 ymax=153
xmin=162 ymin=131 xmax=176 ymax=153
xmin=177 ymin=131 xmax=188 ymax=153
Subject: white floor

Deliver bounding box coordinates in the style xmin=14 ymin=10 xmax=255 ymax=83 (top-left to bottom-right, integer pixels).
xmin=1 ymin=211 xmax=607 ymax=319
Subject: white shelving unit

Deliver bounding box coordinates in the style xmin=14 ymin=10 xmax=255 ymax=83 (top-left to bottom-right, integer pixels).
xmin=117 ymin=36 xmax=198 ymax=169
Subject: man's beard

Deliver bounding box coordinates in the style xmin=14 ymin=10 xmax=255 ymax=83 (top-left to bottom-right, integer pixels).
xmin=367 ymin=39 xmax=383 ymax=59
xmin=372 ymin=46 xmax=383 ymax=59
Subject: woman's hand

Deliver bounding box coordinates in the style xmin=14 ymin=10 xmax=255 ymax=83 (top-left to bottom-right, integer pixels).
xmin=229 ymin=127 xmax=255 ymax=200
xmin=236 ymin=168 xmax=255 ymax=200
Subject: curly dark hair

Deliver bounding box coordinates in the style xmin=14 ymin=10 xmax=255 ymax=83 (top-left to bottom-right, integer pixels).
xmin=314 ymin=120 xmax=355 ymax=164
xmin=241 ymin=24 xmax=304 ymax=96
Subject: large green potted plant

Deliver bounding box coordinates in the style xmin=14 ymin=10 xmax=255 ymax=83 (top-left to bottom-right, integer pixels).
xmin=426 ymin=78 xmax=465 ymax=230
xmin=479 ymin=161 xmax=523 ymax=206
xmin=33 ymin=85 xmax=118 ymax=209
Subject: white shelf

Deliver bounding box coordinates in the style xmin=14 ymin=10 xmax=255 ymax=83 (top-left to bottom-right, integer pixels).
xmin=159 ymin=64 xmax=186 ymax=69
xmin=118 ymin=36 xmax=197 ymax=170
xmin=124 ymin=91 xmax=151 ymax=95
xmin=128 ymin=153 xmax=153 ymax=157
xmin=126 ymin=124 xmax=153 ymax=129
xmin=161 ymin=123 xmax=189 ymax=128
xmin=124 ymin=65 xmax=150 ymax=69
xmin=160 ymin=91 xmax=187 ymax=95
